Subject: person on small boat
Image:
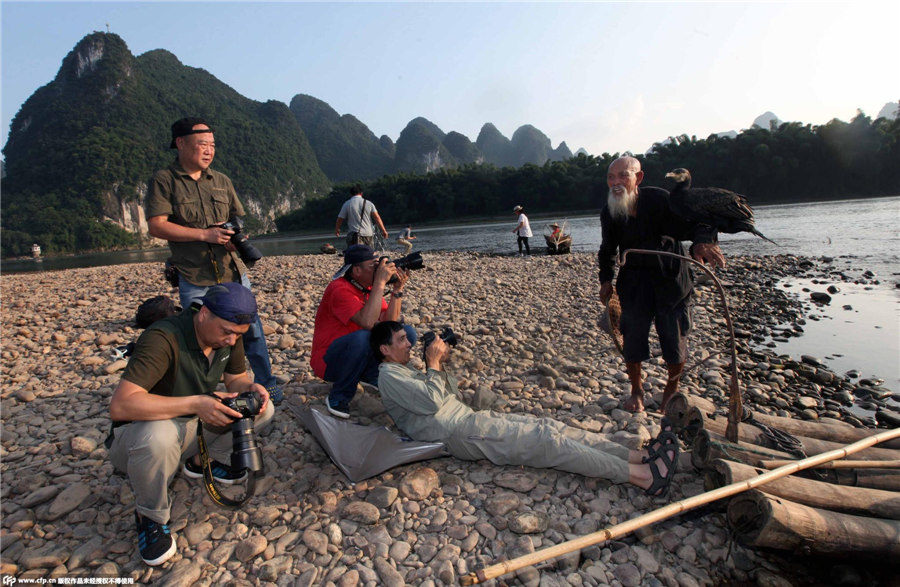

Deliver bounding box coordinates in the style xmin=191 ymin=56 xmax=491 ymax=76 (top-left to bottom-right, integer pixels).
xmin=549 ymin=222 xmax=562 ymax=240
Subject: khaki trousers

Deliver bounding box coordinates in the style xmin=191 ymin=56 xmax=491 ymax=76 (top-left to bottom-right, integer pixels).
xmin=109 ymin=402 xmax=274 ymax=523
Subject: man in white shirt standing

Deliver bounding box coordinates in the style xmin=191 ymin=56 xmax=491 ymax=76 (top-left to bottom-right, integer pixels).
xmin=512 ymin=204 xmax=533 ymax=256
xmin=335 ymin=185 xmax=389 ymax=248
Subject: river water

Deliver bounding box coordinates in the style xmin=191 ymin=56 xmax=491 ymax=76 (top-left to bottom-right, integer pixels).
xmin=4 ymin=196 xmax=899 ymax=394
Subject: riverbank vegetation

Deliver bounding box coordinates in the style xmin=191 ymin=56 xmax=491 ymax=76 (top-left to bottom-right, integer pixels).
xmin=277 ymin=110 xmax=900 ymax=231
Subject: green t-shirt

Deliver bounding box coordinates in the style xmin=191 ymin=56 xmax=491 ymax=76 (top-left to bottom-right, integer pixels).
xmin=122 ymin=310 xmax=246 ymax=398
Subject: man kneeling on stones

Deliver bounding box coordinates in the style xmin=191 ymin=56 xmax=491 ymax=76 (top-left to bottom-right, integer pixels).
xmin=107 ymin=282 xmax=274 ymax=566
xmin=371 ymin=321 xmax=678 ymax=496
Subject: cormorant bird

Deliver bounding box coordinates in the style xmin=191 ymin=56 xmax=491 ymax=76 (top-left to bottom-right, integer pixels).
xmin=665 ymin=168 xmax=777 ymax=245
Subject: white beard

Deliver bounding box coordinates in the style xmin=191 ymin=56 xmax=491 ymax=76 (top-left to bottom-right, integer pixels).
xmin=607 ymin=187 xmax=637 ymax=220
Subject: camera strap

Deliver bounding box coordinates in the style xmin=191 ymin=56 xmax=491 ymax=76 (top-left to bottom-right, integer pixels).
xmin=196 ymin=420 xmax=256 ymax=509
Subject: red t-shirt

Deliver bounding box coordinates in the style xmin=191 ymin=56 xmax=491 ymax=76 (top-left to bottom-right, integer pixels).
xmin=310 ymin=278 xmax=388 ymax=378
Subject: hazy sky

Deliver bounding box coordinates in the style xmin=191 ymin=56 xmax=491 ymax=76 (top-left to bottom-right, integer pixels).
xmin=2 ymin=1 xmax=897 ymax=157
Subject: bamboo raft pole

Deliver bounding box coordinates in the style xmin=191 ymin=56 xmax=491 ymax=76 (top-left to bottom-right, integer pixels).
xmin=459 ymin=427 xmax=900 ymax=585
xmin=727 ymin=490 xmax=900 ymax=558
xmin=707 ymin=459 xmax=900 ymax=519
xmin=761 ymin=459 xmax=900 ymax=469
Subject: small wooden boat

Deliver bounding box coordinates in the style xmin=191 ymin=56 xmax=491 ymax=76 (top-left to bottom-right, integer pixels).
xmin=545 ymin=222 xmax=571 ymax=254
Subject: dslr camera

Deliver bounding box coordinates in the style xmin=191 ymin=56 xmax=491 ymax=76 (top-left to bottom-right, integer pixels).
xmin=382 ymin=251 xmax=424 ymax=284
xmin=221 ymin=391 xmax=264 ymax=474
xmin=218 ymin=216 xmax=263 ymax=266
xmin=422 ymin=326 xmax=459 ymax=349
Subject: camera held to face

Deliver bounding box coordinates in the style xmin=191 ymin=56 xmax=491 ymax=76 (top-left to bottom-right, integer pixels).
xmin=422 ymin=326 xmax=459 ymax=349
xmin=382 ymin=251 xmax=424 ymax=284
xmin=221 ymin=391 xmax=264 ymax=473
xmin=218 ymin=216 xmax=263 ymax=267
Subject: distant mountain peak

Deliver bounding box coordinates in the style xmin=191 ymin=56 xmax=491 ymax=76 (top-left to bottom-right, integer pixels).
xmin=752 ymin=111 xmax=782 ymax=130
xmin=877 ymin=101 xmax=899 ymax=120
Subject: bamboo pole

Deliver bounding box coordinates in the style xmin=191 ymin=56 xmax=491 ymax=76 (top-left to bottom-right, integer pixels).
xmin=761 ymin=459 xmax=900 ymax=469
xmin=459 ymin=427 xmax=900 ymax=586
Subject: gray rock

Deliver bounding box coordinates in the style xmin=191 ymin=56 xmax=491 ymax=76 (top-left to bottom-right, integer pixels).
xmin=389 ymin=540 xmax=411 ymax=562
xmin=493 ymin=470 xmax=539 ymax=492
xmin=67 ymin=535 xmax=103 ymax=569
xmin=302 ymin=528 xmax=328 ymax=554
xmin=70 ymin=436 xmax=98 ymax=455
xmin=484 ymin=492 xmax=521 ymax=516
xmin=45 ymin=483 xmax=91 ymax=521
xmin=183 ymin=521 xmax=213 ymax=546
xmin=19 ymin=542 xmax=69 ymax=569
xmin=373 ymin=557 xmax=405 ymax=587
xmin=508 ymin=511 xmax=550 ymax=534
xmin=399 ymin=467 xmax=440 ymax=500
xmin=366 ymin=485 xmax=399 ymax=508
xmin=208 ymin=541 xmax=236 ymax=566
xmin=259 ymin=555 xmax=293 ymax=582
xmin=612 ymin=562 xmax=642 ymax=587
xmin=21 ymin=486 xmax=61 ymax=508
xmin=343 ymin=501 xmax=381 ymax=525
xmin=234 ymin=535 xmax=267 ymax=562
xmin=158 ymin=560 xmax=203 ymax=587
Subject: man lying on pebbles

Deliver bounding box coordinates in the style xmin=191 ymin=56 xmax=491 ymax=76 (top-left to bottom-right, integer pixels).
xmin=372 ymin=320 xmax=680 ymax=498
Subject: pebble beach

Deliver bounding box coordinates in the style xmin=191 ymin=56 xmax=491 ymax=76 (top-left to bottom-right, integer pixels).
xmin=2 ymin=251 xmax=898 ymax=586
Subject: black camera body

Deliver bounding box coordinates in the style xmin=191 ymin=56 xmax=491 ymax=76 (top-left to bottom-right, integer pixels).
xmin=219 ymin=216 xmax=263 ymax=267
xmin=422 ymin=326 xmax=459 ymax=348
xmin=222 ymin=391 xmax=263 ymax=419
xmin=221 ymin=391 xmax=264 ymax=473
xmin=383 ymin=251 xmax=424 ymax=284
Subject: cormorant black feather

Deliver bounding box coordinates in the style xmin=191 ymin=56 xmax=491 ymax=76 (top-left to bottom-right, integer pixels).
xmin=665 ymin=168 xmax=777 ymax=245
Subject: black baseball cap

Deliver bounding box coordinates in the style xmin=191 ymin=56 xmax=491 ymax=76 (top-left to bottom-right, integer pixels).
xmin=332 ymin=244 xmax=376 ymax=279
xmin=170 ymin=117 xmax=214 ymax=148
xmin=199 ymin=282 xmax=258 ymax=325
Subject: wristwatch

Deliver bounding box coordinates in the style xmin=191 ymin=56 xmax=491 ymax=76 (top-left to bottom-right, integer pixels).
xmin=393 ymin=291 xmax=404 ymax=298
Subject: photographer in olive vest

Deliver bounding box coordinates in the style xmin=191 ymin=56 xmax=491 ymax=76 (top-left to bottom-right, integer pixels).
xmin=146 ymin=117 xmax=283 ymax=405
xmin=107 ymin=282 xmax=274 ymax=566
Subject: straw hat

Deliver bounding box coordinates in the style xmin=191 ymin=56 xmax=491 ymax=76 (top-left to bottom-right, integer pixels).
xmin=513 ymin=205 xmax=523 ymax=213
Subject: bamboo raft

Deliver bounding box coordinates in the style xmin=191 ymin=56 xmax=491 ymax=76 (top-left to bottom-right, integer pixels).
xmin=459 ymin=248 xmax=900 ymax=584
xmin=669 ymin=392 xmax=900 ymax=559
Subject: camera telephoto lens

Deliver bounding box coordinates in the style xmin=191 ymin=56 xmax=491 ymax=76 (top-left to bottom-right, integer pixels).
xmin=220 ymin=217 xmax=263 ymax=266
xmin=221 ymin=392 xmax=264 ymax=473
xmin=386 ymin=251 xmax=424 ymax=284
xmin=230 ymin=418 xmax=264 ymax=473
xmin=233 ymin=236 xmax=262 ymax=265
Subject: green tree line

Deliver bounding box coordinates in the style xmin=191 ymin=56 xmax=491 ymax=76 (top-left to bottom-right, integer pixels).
xmin=277 ymin=111 xmax=900 ymax=232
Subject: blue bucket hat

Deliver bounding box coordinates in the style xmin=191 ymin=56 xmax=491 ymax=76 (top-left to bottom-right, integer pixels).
xmin=200 ymin=282 xmax=258 ymax=324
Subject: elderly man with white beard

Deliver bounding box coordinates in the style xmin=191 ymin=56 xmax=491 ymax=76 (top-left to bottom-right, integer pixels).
xmin=598 ymin=156 xmax=725 ymax=413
